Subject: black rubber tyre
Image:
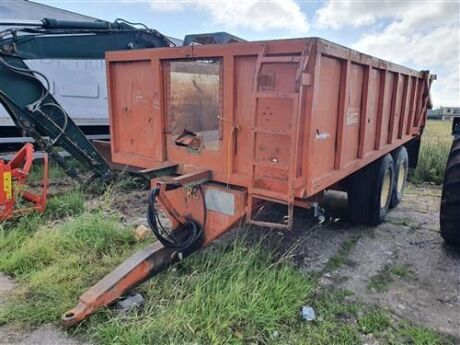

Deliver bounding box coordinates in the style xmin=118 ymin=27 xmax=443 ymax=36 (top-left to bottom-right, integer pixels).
xmin=348 ymin=154 xmax=395 ymax=226
xmin=440 ymin=136 xmax=460 ymax=246
xmin=390 ymin=146 xmax=409 ymax=208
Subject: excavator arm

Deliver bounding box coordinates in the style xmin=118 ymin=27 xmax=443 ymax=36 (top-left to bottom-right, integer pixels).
xmin=0 ymin=18 xmax=173 ymax=181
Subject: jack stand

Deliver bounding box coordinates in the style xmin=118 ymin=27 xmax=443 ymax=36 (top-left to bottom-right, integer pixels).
xmin=312 ymin=202 xmax=325 ymax=224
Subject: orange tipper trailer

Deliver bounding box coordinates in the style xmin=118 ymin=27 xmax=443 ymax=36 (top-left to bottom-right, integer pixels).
xmin=63 ymin=38 xmax=434 ymax=325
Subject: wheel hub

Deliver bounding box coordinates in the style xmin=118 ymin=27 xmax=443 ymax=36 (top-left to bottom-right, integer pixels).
xmin=396 ymin=162 xmax=407 ymax=195
xmin=380 ymin=169 xmax=392 ymax=209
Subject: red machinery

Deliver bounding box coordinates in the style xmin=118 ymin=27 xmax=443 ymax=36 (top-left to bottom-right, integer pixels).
xmin=0 ymin=143 xmax=48 ymax=221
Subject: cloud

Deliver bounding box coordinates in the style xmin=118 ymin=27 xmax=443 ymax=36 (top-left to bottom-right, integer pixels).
xmin=315 ymin=1 xmax=413 ymax=29
xmin=148 ymin=0 xmax=187 ymax=12
xmin=148 ymin=0 xmax=309 ymax=32
xmin=316 ymin=0 xmax=459 ymax=106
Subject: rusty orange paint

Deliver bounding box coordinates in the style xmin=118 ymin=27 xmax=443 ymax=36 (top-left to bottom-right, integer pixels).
xmin=62 ymin=241 xmax=178 ymax=326
xmin=62 ymin=183 xmax=247 ymax=326
xmin=63 ymin=37 xmax=434 ymax=327
xmin=105 ymin=36 xmax=433 ymax=234
xmin=106 ymin=38 xmax=432 ymax=201
xmin=155 ymin=182 xmax=247 ymax=245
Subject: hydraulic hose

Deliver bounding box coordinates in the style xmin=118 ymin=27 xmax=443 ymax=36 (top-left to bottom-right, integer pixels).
xmin=147 ymin=185 xmax=205 ymax=251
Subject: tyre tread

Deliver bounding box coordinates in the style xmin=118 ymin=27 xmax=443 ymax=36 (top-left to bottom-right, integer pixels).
xmin=440 ymin=137 xmax=460 ymax=246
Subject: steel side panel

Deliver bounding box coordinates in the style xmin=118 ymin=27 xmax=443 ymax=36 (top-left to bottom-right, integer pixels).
xmin=309 ymin=56 xmax=341 ymax=179
xmin=398 ymin=75 xmax=410 ymax=139
xmin=109 ymin=60 xmax=163 ymax=167
xmin=307 ymin=52 xmax=429 ymax=195
xmin=380 ymin=71 xmax=394 ymax=148
xmin=363 ymin=68 xmax=381 ymax=155
xmin=342 ymin=63 xmax=364 ymax=166
xmin=233 ymin=56 xmax=257 ymax=175
xmin=391 ymin=74 xmax=404 ymax=143
xmin=105 ymin=38 xmax=430 ymax=199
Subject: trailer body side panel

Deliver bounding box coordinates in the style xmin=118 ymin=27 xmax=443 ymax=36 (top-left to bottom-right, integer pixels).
xmin=106 ymin=38 xmax=432 ymax=199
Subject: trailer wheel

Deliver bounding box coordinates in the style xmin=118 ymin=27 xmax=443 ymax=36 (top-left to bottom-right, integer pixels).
xmin=390 ymin=146 xmax=409 ymax=208
xmin=440 ymin=137 xmax=460 ymax=246
xmin=348 ymin=154 xmax=394 ymax=226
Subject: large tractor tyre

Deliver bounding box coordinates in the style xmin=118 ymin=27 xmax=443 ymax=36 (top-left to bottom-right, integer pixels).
xmin=348 ymin=154 xmax=395 ymax=226
xmin=390 ymin=146 xmax=409 ymax=208
xmin=440 ymin=137 xmax=460 ymax=246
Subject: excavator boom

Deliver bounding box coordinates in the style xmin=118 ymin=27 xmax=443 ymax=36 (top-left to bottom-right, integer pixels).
xmin=0 ymin=18 xmax=173 ymax=181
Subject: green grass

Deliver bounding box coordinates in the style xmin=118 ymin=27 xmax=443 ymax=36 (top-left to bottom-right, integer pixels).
xmin=368 ymin=264 xmax=415 ymax=292
xmin=358 ymin=308 xmax=391 ymax=334
xmin=0 ymin=201 xmax=451 ymax=345
xmin=397 ymin=324 xmax=451 ymax=345
xmin=83 ymin=238 xmax=319 ymax=344
xmin=410 ymin=120 xmax=453 ymax=185
xmin=28 ymin=156 xmax=93 ymax=184
xmin=324 ymin=238 xmax=359 ymax=272
xmin=0 ymin=211 xmax=139 ymax=325
xmin=389 ymin=265 xmax=412 ymax=279
xmin=29 ymin=161 xmax=67 ymax=182
xmin=1 ymin=190 xmax=85 ymax=230
xmin=44 ymin=189 xmax=85 ymax=219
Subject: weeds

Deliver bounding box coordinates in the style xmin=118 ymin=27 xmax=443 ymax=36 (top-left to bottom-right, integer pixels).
xmin=324 ymin=238 xmax=359 ymax=272
xmin=29 ymin=161 xmax=67 ymax=182
xmin=0 ymin=216 xmax=450 ymax=344
xmin=368 ymin=264 xmax=415 ymax=292
xmin=358 ymin=310 xmax=450 ymax=345
xmin=390 ymin=265 xmax=413 ymax=279
xmin=397 ymin=324 xmax=452 ymax=345
xmin=0 ymin=185 xmax=451 ymax=344
xmin=0 ymin=211 xmax=139 ymax=325
xmin=358 ymin=308 xmax=391 ymax=334
xmin=85 ymin=237 xmax=316 ymax=344
xmin=45 ymin=189 xmax=85 ymax=219
xmin=112 ymin=174 xmax=147 ymax=192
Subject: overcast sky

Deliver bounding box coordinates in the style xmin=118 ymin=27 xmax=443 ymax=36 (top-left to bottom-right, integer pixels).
xmin=34 ymin=0 xmax=459 ymax=107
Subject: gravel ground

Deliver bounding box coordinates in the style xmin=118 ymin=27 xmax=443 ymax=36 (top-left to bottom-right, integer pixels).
xmin=281 ymin=184 xmax=460 ymax=340
xmin=0 ymin=274 xmax=92 ymax=345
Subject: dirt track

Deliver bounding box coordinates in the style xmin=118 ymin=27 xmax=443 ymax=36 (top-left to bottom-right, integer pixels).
xmin=277 ymin=184 xmax=460 ymax=339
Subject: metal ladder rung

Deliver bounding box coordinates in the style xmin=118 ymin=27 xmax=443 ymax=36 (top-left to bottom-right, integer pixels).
xmin=247 ymin=193 xmax=294 ymax=229
xmin=248 ymin=43 xmax=312 ymax=231
xmin=249 ymin=189 xmax=290 ymax=202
